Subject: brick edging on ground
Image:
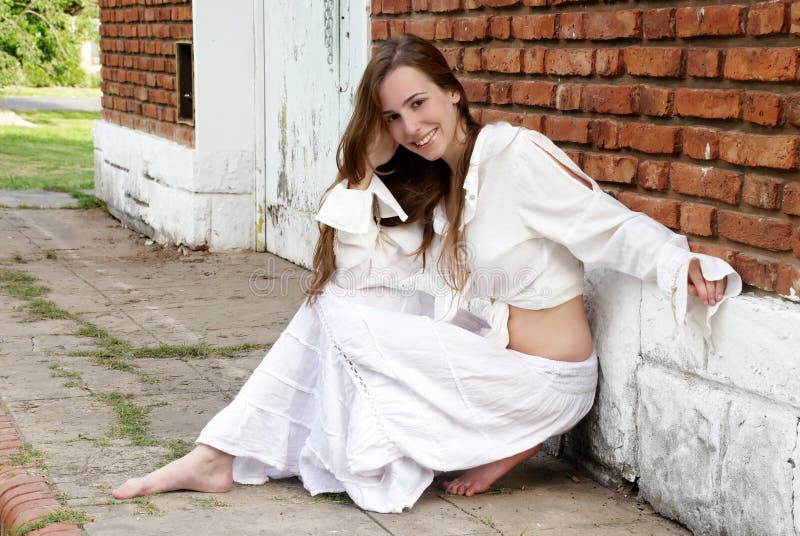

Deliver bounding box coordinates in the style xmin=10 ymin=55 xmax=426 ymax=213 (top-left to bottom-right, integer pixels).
xmin=0 ymin=410 xmax=81 ymax=536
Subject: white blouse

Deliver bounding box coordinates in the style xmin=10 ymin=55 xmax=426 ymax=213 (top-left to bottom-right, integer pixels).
xmin=316 ymin=122 xmax=742 ymax=348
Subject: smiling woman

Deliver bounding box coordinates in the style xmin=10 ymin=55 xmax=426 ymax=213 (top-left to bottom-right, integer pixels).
xmin=0 ymin=110 xmax=99 ymax=193
xmin=111 ymin=34 xmax=741 ymax=513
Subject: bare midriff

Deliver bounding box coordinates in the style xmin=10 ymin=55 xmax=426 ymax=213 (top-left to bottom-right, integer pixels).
xmin=507 ymin=295 xmax=593 ymax=362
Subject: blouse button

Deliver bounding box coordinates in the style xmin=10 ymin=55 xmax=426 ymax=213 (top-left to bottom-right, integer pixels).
xmin=468 ymin=193 xmax=476 ymax=201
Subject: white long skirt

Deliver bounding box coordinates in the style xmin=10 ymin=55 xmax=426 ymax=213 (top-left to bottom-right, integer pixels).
xmin=197 ymin=286 xmax=598 ymax=513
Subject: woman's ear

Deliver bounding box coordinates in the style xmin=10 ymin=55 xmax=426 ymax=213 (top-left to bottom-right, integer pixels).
xmin=450 ymin=91 xmax=461 ymax=104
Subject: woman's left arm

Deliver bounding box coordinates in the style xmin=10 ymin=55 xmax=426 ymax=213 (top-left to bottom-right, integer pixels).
xmin=510 ymin=130 xmax=742 ymax=329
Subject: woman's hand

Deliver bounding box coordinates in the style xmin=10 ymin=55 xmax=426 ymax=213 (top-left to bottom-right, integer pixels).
xmin=687 ymin=258 xmax=727 ymax=306
xmin=350 ymin=123 xmax=398 ymax=190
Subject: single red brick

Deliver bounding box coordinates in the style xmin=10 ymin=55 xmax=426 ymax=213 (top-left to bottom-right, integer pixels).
xmin=27 ymin=522 xmax=82 ymax=536
xmin=482 ymin=108 xmax=523 ymax=126
xmin=792 ymin=1 xmax=800 ymax=33
xmin=522 ymin=113 xmax=545 ymax=132
xmin=511 ymin=14 xmax=556 ymax=39
xmin=683 ymin=127 xmax=720 ymax=161
xmin=564 ymin=149 xmax=583 ymax=167
xmin=429 ymin=0 xmax=459 ymax=10
xmin=617 ymin=192 xmax=681 ymax=229
xmin=724 ymin=47 xmax=799 ymax=81
xmin=718 ymin=211 xmax=793 ymax=251
xmin=719 ymin=132 xmax=800 ymax=170
xmin=453 ymin=16 xmax=489 ymax=41
xmin=584 ymin=10 xmax=641 ymax=40
xmin=511 ymin=81 xmax=557 ymax=107
xmin=596 ymin=49 xmax=623 ymax=76
xmin=462 ymin=79 xmax=489 ymax=102
xmin=0 ymin=481 xmax=49 ymax=514
xmin=480 ymin=0 xmax=520 ymax=5
xmin=522 ymin=48 xmax=546 ymax=73
xmin=643 ymin=8 xmax=675 ymax=39
xmin=621 ymin=124 xmax=681 ymax=154
xmin=581 ymin=84 xmax=638 ymax=115
xmin=674 ymin=88 xmax=741 ymax=120
xmin=624 ymin=47 xmax=683 ymax=77
xmin=405 ymin=19 xmax=436 ymax=39
xmin=676 ymin=5 xmax=745 ymax=37
xmin=639 ymin=86 xmax=672 ymax=117
xmin=638 ymin=160 xmax=670 ymax=190
xmin=748 ymin=0 xmax=787 ymax=35
xmin=545 ymin=49 xmax=594 ymax=76
xmin=435 ymin=19 xmax=454 ymax=39
xmin=742 ymin=92 xmax=784 ymax=126
xmin=555 ymin=84 xmax=582 ymax=111
xmin=669 ymin=162 xmax=742 ymax=205
xmin=489 ymin=16 xmax=511 ymax=39
xmin=582 ymin=153 xmax=639 ymax=184
xmin=522 ymin=0 xmax=547 ymax=5
xmin=776 ymin=262 xmax=800 ymax=300
xmin=489 ymin=81 xmax=513 ymax=104
xmin=742 ymin=173 xmax=783 ymax=209
xmin=593 ymin=120 xmax=623 ymax=149
xmin=687 ymin=48 xmax=723 ymax=78
xmin=545 ymin=116 xmax=592 ymax=144
xmin=794 ymin=226 xmax=800 ymax=259
xmin=786 ymin=93 xmax=800 ymax=126
xmin=558 ymin=12 xmax=585 ymax=39
xmin=731 ymin=252 xmax=780 ymax=290
xmin=462 ymin=47 xmax=482 ymax=71
xmin=388 ymin=19 xmax=406 ymax=36
xmin=439 ymin=47 xmax=464 ymax=70
xmin=688 ymin=242 xmax=738 ymax=264
xmin=482 ymin=48 xmax=522 ymax=72
xmin=783 ymin=182 xmax=800 ymax=215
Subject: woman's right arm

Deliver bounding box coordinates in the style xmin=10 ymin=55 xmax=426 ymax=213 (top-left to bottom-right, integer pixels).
xmin=316 ymin=174 xmax=425 ymax=290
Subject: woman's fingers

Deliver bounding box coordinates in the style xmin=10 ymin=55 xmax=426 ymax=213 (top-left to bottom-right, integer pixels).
xmin=687 ymin=258 xmax=728 ymax=306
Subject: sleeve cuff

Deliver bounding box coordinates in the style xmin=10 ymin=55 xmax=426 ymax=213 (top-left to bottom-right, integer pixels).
xmin=315 ymin=175 xmax=408 ymax=234
xmin=656 ymin=238 xmax=743 ymax=343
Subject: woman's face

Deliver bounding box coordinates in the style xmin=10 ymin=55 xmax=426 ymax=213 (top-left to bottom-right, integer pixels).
xmin=378 ymin=66 xmax=464 ymax=170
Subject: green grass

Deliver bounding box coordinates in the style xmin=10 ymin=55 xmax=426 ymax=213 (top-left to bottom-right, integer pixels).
xmin=24 ymin=298 xmax=74 ymax=321
xmin=0 ymin=269 xmax=48 ymax=299
xmin=93 ymin=392 xmax=160 ymax=447
xmin=0 ymin=86 xmax=101 ymax=98
xmin=153 ymin=439 xmax=193 ymax=469
xmin=189 ymin=496 xmax=229 ymax=509
xmin=312 ymin=492 xmax=353 ymax=505
xmin=0 ymin=110 xmax=99 ymax=192
xmin=14 ymin=507 xmax=91 ymax=536
xmin=131 ymin=496 xmax=163 ymax=516
xmin=132 ymin=342 xmax=264 ymax=359
xmin=7 ymin=443 xmax=46 ymax=470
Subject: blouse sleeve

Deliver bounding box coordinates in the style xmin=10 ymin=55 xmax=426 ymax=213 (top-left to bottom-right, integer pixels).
xmin=512 ymin=130 xmax=742 ymax=338
xmin=315 ymin=175 xmax=425 ymax=290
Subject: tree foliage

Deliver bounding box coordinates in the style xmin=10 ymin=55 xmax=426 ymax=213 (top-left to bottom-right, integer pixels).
xmin=0 ymin=0 xmax=98 ymax=87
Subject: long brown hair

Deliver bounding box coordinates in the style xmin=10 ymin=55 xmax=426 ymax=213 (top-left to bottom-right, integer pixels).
xmin=306 ymin=34 xmax=483 ymax=302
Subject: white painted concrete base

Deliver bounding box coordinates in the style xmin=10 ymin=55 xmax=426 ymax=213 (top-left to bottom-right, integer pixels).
xmin=563 ymin=265 xmax=800 ymax=536
xmin=93 ymin=120 xmax=253 ymax=250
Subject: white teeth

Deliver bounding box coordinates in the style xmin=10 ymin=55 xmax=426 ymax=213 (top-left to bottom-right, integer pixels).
xmin=414 ymin=128 xmax=436 ymax=147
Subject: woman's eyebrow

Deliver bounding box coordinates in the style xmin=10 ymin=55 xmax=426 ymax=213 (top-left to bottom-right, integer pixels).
xmin=382 ymin=92 xmax=428 ymax=115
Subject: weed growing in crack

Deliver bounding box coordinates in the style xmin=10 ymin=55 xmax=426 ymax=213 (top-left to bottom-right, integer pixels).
xmin=8 ymin=443 xmax=47 ymax=470
xmin=92 ymin=392 xmax=160 ymax=447
xmin=132 ymin=496 xmax=163 ymax=516
xmin=189 ymin=496 xmax=229 ymax=509
xmin=14 ymin=508 xmax=92 ymax=536
xmin=153 ymin=438 xmax=193 ymax=469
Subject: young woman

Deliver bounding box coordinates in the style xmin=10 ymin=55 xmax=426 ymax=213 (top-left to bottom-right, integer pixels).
xmin=112 ymin=35 xmax=741 ymax=513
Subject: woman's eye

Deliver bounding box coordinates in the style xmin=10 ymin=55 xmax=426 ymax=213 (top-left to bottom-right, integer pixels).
xmin=386 ymin=114 xmax=399 ymax=123
xmin=411 ymin=99 xmax=426 ymax=108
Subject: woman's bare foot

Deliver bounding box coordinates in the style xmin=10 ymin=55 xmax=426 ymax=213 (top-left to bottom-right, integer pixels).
xmin=112 ymin=443 xmax=234 ymax=500
xmin=442 ymin=444 xmax=541 ymax=497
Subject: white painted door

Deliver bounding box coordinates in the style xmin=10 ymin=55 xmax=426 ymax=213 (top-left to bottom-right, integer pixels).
xmin=254 ymin=0 xmax=370 ymax=267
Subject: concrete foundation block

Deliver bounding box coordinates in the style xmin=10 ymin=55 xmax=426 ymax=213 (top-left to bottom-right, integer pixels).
xmin=720 ymin=399 xmax=798 ymax=536
xmin=636 ymin=364 xmax=727 ymax=535
xmin=210 ymin=194 xmax=255 ymax=250
xmin=706 ymin=293 xmax=800 ymax=409
xmin=640 ymin=284 xmax=706 ymax=373
xmin=566 ymin=267 xmax=643 ymax=481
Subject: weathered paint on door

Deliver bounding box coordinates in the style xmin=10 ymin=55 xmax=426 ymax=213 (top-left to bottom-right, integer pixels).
xmin=256 ymin=0 xmax=369 ymax=267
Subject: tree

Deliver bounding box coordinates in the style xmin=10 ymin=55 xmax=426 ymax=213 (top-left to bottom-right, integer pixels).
xmin=0 ymin=0 xmax=98 ymax=87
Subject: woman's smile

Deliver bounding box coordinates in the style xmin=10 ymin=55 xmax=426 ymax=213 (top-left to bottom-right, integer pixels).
xmin=413 ymin=127 xmax=438 ymax=148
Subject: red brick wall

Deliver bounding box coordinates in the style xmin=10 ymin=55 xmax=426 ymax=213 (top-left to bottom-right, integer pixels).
xmin=98 ymin=0 xmax=193 ymax=147
xmin=372 ymin=0 xmax=800 ymax=299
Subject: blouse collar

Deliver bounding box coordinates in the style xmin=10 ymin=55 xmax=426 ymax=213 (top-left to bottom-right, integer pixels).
xmin=433 ymin=126 xmax=488 ymax=235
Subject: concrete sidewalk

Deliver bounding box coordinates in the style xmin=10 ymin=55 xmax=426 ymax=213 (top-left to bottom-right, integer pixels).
xmin=0 ymin=207 xmax=690 ymax=535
